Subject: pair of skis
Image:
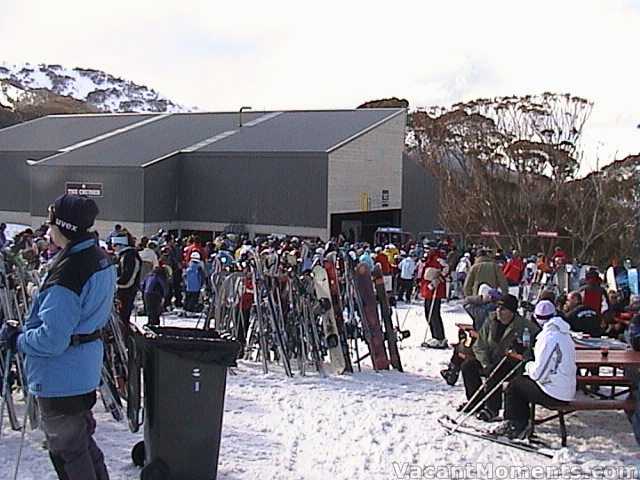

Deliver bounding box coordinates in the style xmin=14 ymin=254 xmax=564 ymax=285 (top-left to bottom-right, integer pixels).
xmin=0 ymin=252 xmax=40 ymax=453
xmin=438 ymin=415 xmax=555 ymax=458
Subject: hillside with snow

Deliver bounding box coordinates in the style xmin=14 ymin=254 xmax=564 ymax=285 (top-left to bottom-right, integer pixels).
xmin=0 ymin=63 xmax=190 ymax=114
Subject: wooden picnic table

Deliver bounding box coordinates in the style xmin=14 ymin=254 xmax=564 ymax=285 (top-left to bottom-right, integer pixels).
xmin=576 ymin=349 xmax=640 ymax=369
xmin=573 ymin=337 xmax=629 ymax=351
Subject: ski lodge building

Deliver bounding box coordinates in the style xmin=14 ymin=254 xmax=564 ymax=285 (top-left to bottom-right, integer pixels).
xmin=0 ymin=109 xmax=437 ymax=242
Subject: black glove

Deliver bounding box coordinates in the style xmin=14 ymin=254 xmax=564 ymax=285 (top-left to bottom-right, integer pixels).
xmin=511 ymin=341 xmax=533 ymax=361
xmin=481 ymin=365 xmax=494 ymax=377
xmin=512 ymin=341 xmax=527 ymax=355
xmin=0 ymin=321 xmax=21 ymax=352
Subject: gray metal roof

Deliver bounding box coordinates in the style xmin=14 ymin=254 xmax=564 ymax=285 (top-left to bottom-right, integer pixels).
xmin=0 ymin=114 xmax=153 ymax=152
xmin=16 ymin=108 xmax=404 ymax=168
xmin=197 ymin=109 xmax=404 ymax=153
xmin=37 ymin=112 xmax=263 ymax=168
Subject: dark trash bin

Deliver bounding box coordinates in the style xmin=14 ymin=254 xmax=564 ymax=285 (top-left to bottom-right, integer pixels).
xmin=128 ymin=325 xmax=240 ymax=480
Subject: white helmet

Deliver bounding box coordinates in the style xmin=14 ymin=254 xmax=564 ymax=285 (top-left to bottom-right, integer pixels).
xmin=190 ymin=251 xmax=201 ymax=260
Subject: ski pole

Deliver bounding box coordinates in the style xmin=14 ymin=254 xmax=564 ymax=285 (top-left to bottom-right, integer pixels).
xmin=449 ymin=355 xmax=509 ymax=425
xmin=399 ymin=308 xmax=411 ymax=331
xmin=449 ymin=358 xmax=525 ymax=434
xmin=12 ymin=393 xmax=32 ymax=480
xmin=421 ymin=294 xmax=437 ymax=344
xmin=0 ymin=349 xmax=14 ymax=440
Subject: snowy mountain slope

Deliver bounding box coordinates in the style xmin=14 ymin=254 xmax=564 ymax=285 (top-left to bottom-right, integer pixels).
xmin=0 ymin=80 xmax=29 ymax=110
xmin=0 ymin=63 xmax=191 ymax=113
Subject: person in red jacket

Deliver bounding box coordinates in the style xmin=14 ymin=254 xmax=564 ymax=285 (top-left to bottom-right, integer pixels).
xmin=503 ymin=250 xmax=525 ymax=287
xmin=420 ymin=249 xmax=449 ymax=348
xmin=375 ymin=246 xmax=394 ymax=292
xmin=374 ymin=247 xmax=393 ymax=274
xmin=579 ymin=269 xmax=609 ymax=319
xmin=552 ymin=246 xmax=569 ymax=268
xmin=183 ymin=235 xmax=206 ymax=264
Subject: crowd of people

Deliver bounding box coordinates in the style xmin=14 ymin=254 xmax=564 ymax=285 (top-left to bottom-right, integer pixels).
xmin=4 ymin=221 xmax=639 ymax=350
xmin=3 ymin=203 xmax=640 ymax=473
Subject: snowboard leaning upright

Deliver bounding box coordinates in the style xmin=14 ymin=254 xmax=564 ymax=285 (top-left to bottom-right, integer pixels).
xmin=353 ymin=263 xmax=390 ymax=371
xmin=372 ymin=265 xmax=403 ymax=372
xmin=323 ymin=256 xmax=354 ymax=373
xmin=312 ymin=265 xmax=347 ymax=374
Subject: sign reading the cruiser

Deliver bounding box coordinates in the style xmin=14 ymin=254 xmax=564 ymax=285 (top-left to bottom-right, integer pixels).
xmin=65 ymin=182 xmax=103 ymax=197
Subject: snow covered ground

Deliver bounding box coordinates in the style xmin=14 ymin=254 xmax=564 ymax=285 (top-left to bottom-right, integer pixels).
xmin=2 ymin=301 xmax=639 ymax=479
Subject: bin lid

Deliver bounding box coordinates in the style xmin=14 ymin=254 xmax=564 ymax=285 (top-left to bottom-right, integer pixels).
xmin=134 ymin=326 xmax=240 ymax=367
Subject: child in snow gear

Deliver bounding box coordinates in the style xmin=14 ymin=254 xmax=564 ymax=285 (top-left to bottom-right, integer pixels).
xmin=142 ymin=266 xmax=168 ymax=326
xmin=13 ymin=194 xmax=116 ymax=480
xmin=184 ymin=251 xmax=206 ymax=312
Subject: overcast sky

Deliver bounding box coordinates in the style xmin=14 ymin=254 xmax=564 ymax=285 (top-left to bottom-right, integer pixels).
xmin=1 ymin=0 xmax=638 ymax=168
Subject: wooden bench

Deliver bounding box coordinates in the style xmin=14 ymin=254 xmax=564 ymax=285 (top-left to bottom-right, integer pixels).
xmin=534 ymin=399 xmax=635 ymax=447
xmin=576 ymin=375 xmax=632 ymax=387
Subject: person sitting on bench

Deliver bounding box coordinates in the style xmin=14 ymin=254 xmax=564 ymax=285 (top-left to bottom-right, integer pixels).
xmin=463 ymin=284 xmax=501 ymax=331
xmin=460 ymin=294 xmax=540 ymax=422
xmin=496 ymin=300 xmax=576 ymax=439
xmin=563 ymin=291 xmax=603 ymax=337
xmin=439 ymin=286 xmax=500 ymax=386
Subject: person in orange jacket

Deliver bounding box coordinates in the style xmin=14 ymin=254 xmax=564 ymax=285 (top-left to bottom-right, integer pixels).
xmin=503 ymin=250 xmax=525 ymax=287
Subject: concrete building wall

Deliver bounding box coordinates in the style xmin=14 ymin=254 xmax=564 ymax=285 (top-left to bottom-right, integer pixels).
xmin=327 ymin=111 xmax=405 ymax=220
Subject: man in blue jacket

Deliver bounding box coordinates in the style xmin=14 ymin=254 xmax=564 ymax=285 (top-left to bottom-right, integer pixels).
xmin=0 ymin=194 xmax=116 ymax=480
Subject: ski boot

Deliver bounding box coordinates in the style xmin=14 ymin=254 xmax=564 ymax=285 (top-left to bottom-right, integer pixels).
xmin=440 ymin=363 xmax=460 ymax=386
xmin=476 ymin=407 xmax=500 ymax=423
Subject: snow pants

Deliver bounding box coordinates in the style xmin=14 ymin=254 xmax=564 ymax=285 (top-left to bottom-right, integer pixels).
xmin=461 ymin=357 xmax=520 ymax=414
xmin=424 ymin=298 xmax=445 ymax=340
xmin=184 ymin=291 xmax=200 ymax=312
xmin=116 ymin=288 xmax=137 ymax=338
xmin=144 ymin=292 xmax=163 ymax=326
xmin=504 ymin=375 xmax=568 ymax=427
xmin=40 ymin=394 xmax=109 ymax=480
xmin=397 ymin=278 xmax=413 ymax=302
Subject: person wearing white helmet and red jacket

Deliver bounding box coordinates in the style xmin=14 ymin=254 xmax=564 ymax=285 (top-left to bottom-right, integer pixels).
xmin=183 ymin=251 xmax=206 ymax=312
xmin=496 ymin=299 xmax=576 ymax=439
